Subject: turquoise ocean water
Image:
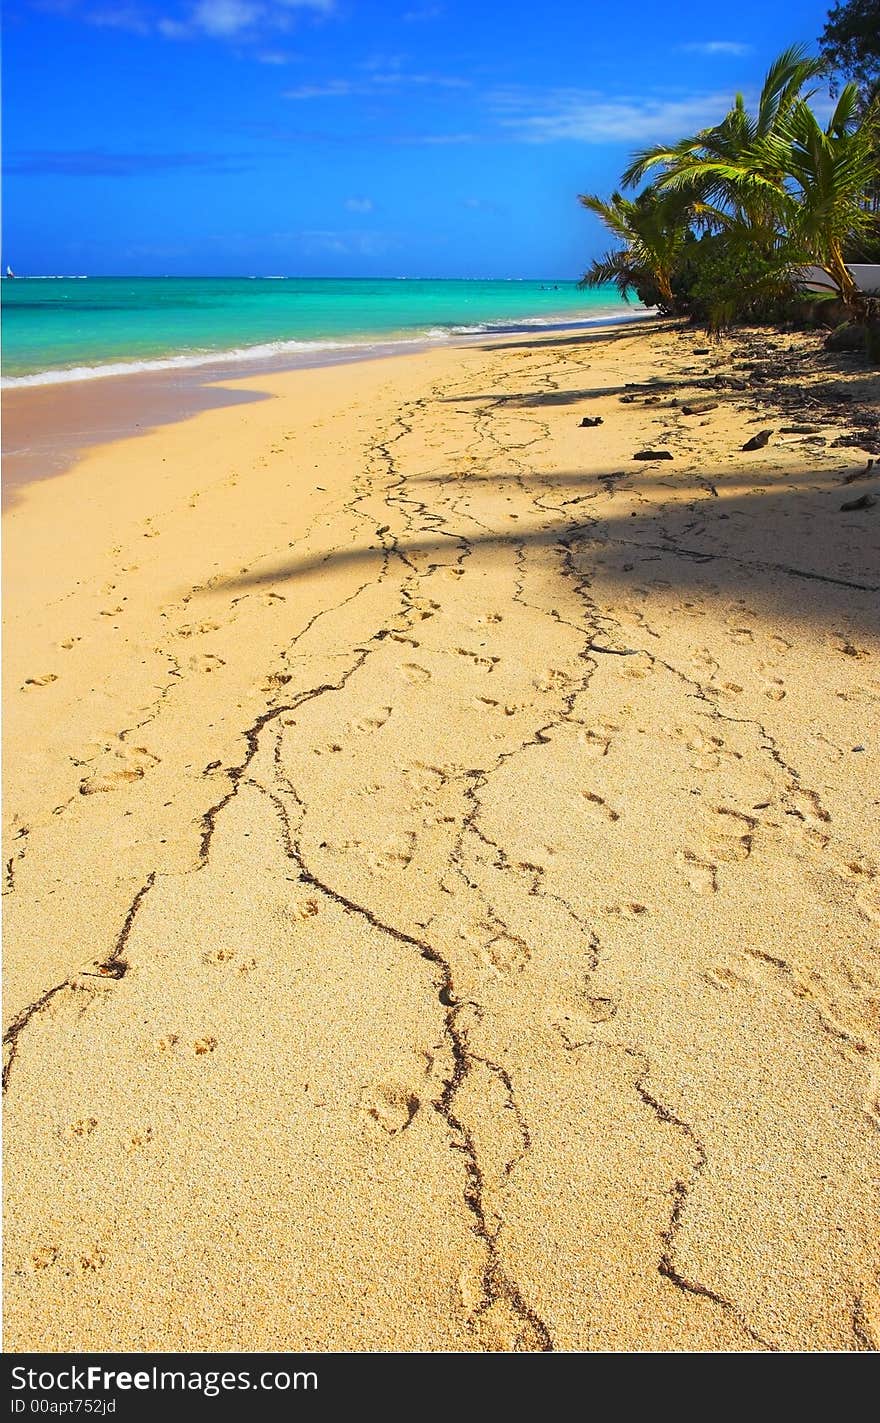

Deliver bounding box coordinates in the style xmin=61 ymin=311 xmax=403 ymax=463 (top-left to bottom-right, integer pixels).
xmin=0 ymin=277 xmax=644 ymax=385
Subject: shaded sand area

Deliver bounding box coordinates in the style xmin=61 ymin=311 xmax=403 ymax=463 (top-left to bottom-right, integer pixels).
xmin=3 ymin=321 xmax=879 ymax=1351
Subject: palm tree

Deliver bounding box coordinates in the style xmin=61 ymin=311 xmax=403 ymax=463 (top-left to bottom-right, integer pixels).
xmin=623 ymin=80 xmax=878 ymax=320
xmin=779 ymin=85 xmax=880 ymax=315
xmin=621 ymin=45 xmax=827 ymax=243
xmin=578 ymin=188 xmax=693 ymax=310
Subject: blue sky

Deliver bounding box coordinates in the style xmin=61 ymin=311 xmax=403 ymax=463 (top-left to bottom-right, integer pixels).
xmin=2 ymin=0 xmax=836 ymax=276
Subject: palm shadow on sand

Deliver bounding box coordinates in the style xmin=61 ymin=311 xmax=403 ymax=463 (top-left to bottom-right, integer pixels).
xmin=207 ymin=459 xmax=880 ymax=639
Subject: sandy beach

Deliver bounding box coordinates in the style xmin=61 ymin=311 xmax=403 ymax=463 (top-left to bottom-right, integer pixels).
xmin=3 ymin=319 xmax=879 ymax=1351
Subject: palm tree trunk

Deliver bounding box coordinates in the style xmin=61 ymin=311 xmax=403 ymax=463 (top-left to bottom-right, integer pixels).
xmin=826 ymin=240 xmax=867 ymax=321
xmin=656 ymin=269 xmax=675 ymax=309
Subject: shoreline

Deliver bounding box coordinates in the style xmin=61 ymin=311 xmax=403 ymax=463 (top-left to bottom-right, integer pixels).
xmin=1 ymin=307 xmax=647 ymax=389
xmin=4 ymin=319 xmax=878 ymax=1351
xmin=2 ymin=311 xmax=654 ymax=502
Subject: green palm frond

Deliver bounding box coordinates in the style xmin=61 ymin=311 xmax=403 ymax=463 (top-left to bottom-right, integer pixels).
xmin=755 ymin=44 xmax=825 ymax=136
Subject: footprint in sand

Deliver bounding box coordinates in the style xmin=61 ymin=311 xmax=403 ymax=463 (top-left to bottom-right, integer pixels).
xmin=856 ymin=884 xmax=880 ymax=925
xmin=454 ymin=647 xmax=499 ymax=671
xmin=354 ymin=706 xmax=392 ymax=733
xmin=550 ymin=996 xmax=618 ymax=1048
xmin=22 ymin=673 xmax=58 ymax=689
xmin=834 ymin=853 xmax=876 ymax=884
xmin=763 ymin=678 xmax=786 ymax=701
xmin=193 ymin=1037 xmax=217 ymax=1055
xmin=675 ymin=848 xmax=718 ymax=894
xmin=705 ymin=963 xmax=749 ymax=990
xmin=360 ymin=1085 xmax=420 ymax=1136
xmin=410 ymin=599 xmax=441 ymax=622
xmin=535 ymin=668 xmax=569 ymax=693
xmin=79 ymin=1247 xmax=106 ymax=1272
xmin=578 ymin=727 xmax=615 ymax=757
xmin=261 ymin=671 xmax=292 ymax=693
xmin=293 ymin=897 xmax=319 ymax=920
xmin=201 ymin=947 xmax=236 ymax=966
xmin=31 ymin=1246 xmax=59 ymax=1272
xmin=605 ymin=902 xmax=649 ymax=919
xmin=551 ymin=983 xmax=618 ymax=1044
xmin=127 ymin=1127 xmax=155 ymax=1151
xmin=79 ymin=744 xmax=160 ymax=795
xmin=400 ymin=663 xmax=431 ymax=685
xmin=579 ymin=791 xmax=620 ymax=823
xmin=80 ymin=766 xmax=141 ymax=794
xmin=373 ymin=832 xmax=416 ymax=873
xmin=176 ymin=619 xmax=222 ymax=638
xmin=478 ymin=930 xmax=530 ymax=974
xmin=702 ymin=805 xmax=755 ymax=862
xmin=786 ymin=786 xmax=831 ymax=826
xmin=691 ymin=647 xmax=719 ymax=674
xmin=403 ymin=762 xmax=449 ymax=792
xmin=68 ymin=1118 xmax=98 ymax=1138
xmin=189 ymin=653 xmax=226 ymax=673
xmin=550 ymin=1012 xmax=594 ymax=1049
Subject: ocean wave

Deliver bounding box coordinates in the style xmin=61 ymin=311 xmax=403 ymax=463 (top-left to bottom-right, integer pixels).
xmin=1 ymin=336 xmax=398 ymax=387
xmin=1 ymin=308 xmax=652 ymax=388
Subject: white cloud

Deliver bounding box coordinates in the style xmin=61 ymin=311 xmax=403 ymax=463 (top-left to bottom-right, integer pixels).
xmin=681 ymin=41 xmax=752 ymax=57
xmin=284 ymin=70 xmax=469 ymax=98
xmin=297 ymin=229 xmax=395 ymax=256
xmin=284 ymin=79 xmax=354 ymax=97
xmin=399 ymin=132 xmax=475 ymax=144
xmin=369 ymin=71 xmax=469 ymax=88
xmin=345 ymin=196 xmax=374 ymax=212
xmin=492 ymin=87 xmax=735 ymax=143
xmin=256 ymin=49 xmax=295 ymax=62
xmin=152 ymin=0 xmax=334 ymax=41
xmin=403 ymin=4 xmax=443 ymax=18
xmin=191 ymin=0 xmax=263 ymax=36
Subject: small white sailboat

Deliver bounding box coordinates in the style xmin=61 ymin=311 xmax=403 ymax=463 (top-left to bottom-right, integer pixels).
xmin=5 ymin=265 xmax=15 ymax=279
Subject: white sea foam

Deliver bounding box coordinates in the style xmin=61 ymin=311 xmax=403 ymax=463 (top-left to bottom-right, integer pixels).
xmin=1 ymin=337 xmax=389 ymax=387
xmin=1 ymin=308 xmax=651 ymax=388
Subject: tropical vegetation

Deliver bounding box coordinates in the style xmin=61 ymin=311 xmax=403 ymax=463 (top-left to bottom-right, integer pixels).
xmin=579 ymin=33 xmax=880 ymax=348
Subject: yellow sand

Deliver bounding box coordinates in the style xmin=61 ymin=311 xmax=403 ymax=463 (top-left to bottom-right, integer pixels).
xmin=3 ymin=322 xmax=879 ymax=1352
